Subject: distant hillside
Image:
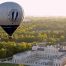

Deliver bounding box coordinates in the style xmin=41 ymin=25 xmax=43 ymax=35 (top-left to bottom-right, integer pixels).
xmin=22 ymin=17 xmax=66 ymax=32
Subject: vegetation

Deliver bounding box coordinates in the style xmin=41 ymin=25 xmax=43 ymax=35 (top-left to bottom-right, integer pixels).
xmin=0 ymin=42 xmax=32 ymax=58
xmin=0 ymin=17 xmax=66 ymax=58
xmin=0 ymin=63 xmax=25 ymax=66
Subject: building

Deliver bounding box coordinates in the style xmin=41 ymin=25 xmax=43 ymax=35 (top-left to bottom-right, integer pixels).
xmin=12 ymin=46 xmax=66 ymax=66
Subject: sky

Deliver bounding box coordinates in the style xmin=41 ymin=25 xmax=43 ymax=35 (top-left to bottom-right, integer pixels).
xmin=0 ymin=0 xmax=66 ymax=17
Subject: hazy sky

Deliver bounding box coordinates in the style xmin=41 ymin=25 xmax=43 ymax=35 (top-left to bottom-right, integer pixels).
xmin=0 ymin=0 xmax=66 ymax=17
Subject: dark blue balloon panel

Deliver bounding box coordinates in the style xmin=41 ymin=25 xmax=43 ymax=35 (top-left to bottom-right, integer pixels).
xmin=1 ymin=25 xmax=18 ymax=36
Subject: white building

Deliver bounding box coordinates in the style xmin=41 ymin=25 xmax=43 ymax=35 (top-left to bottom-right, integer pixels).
xmin=12 ymin=46 xmax=66 ymax=66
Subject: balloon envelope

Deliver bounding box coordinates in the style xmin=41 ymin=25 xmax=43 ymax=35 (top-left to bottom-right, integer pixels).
xmin=0 ymin=2 xmax=24 ymax=36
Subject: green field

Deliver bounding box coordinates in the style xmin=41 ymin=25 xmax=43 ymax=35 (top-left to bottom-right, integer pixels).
xmin=0 ymin=63 xmax=25 ymax=66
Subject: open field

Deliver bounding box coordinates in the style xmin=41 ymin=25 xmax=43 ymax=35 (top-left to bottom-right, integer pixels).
xmin=0 ymin=63 xmax=25 ymax=66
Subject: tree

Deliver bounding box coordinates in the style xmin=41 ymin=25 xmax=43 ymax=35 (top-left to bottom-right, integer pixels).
xmin=0 ymin=48 xmax=7 ymax=58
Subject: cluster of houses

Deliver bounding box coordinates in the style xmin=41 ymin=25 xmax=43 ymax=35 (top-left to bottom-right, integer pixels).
xmin=12 ymin=43 xmax=66 ymax=66
xmin=0 ymin=42 xmax=66 ymax=66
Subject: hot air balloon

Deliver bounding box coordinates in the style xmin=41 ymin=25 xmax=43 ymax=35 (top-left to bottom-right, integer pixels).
xmin=0 ymin=2 xmax=24 ymax=38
